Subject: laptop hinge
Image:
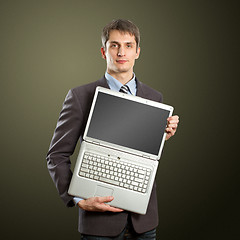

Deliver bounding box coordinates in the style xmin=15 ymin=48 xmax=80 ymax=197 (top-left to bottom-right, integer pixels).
xmin=142 ymin=155 xmax=157 ymax=161
xmin=87 ymin=140 xmax=156 ymax=160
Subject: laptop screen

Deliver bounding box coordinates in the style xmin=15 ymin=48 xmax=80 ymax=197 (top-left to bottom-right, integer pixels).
xmin=87 ymin=92 xmax=170 ymax=156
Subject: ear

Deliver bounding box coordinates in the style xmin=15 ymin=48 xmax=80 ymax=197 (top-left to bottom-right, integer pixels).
xmin=101 ymin=47 xmax=106 ymax=59
xmin=135 ymin=47 xmax=141 ymax=59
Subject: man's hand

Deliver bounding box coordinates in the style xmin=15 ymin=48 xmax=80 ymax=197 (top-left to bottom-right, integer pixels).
xmin=165 ymin=115 xmax=179 ymax=141
xmin=77 ymin=196 xmax=124 ymax=212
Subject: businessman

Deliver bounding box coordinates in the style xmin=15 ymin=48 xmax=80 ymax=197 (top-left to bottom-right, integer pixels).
xmin=47 ymin=19 xmax=179 ymax=239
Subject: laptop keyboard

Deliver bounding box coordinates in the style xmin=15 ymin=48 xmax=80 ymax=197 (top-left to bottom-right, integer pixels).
xmin=78 ymin=152 xmax=152 ymax=193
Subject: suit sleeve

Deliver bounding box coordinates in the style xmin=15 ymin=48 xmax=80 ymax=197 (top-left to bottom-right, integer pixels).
xmin=46 ymin=89 xmax=83 ymax=207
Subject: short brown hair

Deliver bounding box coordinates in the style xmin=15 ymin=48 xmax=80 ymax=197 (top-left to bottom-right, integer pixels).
xmin=101 ymin=19 xmax=140 ymax=49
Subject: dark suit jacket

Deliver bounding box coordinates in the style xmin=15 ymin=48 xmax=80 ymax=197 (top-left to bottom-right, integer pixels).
xmin=47 ymin=77 xmax=163 ymax=237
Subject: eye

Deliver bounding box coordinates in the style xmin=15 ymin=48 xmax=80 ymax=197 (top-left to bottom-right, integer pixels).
xmin=126 ymin=44 xmax=132 ymax=48
xmin=111 ymin=44 xmax=118 ymax=48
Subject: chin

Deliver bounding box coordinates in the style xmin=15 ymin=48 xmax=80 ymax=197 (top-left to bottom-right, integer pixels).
xmin=116 ymin=66 xmax=130 ymax=72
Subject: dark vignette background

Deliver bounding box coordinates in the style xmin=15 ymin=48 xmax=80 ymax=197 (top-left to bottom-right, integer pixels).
xmin=1 ymin=0 xmax=239 ymax=239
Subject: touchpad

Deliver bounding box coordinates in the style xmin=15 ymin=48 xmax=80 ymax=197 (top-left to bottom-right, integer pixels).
xmin=94 ymin=185 xmax=114 ymax=197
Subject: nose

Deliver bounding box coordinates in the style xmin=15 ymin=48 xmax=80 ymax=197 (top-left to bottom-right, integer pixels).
xmin=117 ymin=47 xmax=125 ymax=57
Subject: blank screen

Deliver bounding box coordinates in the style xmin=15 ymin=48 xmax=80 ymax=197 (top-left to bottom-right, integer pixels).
xmin=87 ymin=92 xmax=170 ymax=155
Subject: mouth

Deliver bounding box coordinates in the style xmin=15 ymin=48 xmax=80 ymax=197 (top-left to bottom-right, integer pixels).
xmin=116 ymin=60 xmax=128 ymax=64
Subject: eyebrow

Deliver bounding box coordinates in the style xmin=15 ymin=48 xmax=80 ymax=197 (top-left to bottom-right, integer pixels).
xmin=109 ymin=41 xmax=135 ymax=45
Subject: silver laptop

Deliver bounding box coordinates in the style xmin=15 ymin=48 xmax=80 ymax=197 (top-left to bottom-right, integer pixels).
xmin=68 ymin=86 xmax=173 ymax=214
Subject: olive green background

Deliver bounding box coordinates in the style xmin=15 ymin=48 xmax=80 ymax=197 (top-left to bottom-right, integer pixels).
xmin=1 ymin=0 xmax=239 ymax=239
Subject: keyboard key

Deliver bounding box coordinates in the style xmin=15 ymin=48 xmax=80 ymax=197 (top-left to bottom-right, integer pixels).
xmin=138 ymin=174 xmax=144 ymax=179
xmin=135 ymin=178 xmax=143 ymax=183
xmin=138 ymin=169 xmax=145 ymax=175
xmin=99 ymin=177 xmax=120 ymax=186
xmin=81 ymin=167 xmax=89 ymax=173
xmin=132 ymin=181 xmax=138 ymax=186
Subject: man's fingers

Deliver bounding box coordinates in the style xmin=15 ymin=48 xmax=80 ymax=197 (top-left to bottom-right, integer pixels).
xmin=167 ymin=123 xmax=178 ymax=128
xmin=94 ymin=196 xmax=124 ymax=212
xmin=105 ymin=206 xmax=124 ymax=212
xmin=168 ymin=115 xmax=179 ymax=120
xmin=95 ymin=196 xmax=124 ymax=211
xmin=98 ymin=203 xmax=124 ymax=212
xmin=78 ymin=196 xmax=124 ymax=212
xmin=95 ymin=196 xmax=114 ymax=203
xmin=165 ymin=115 xmax=179 ymax=141
xmin=167 ymin=115 xmax=179 ymax=124
xmin=165 ymin=128 xmax=175 ymax=135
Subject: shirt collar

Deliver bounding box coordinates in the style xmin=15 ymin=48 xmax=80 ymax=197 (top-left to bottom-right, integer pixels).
xmin=105 ymin=72 xmax=137 ymax=95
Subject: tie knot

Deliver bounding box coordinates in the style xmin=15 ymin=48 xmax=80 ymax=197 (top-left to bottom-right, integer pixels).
xmin=119 ymin=85 xmax=129 ymax=94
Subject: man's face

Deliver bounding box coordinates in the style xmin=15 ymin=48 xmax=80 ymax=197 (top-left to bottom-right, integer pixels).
xmin=101 ymin=30 xmax=140 ymax=76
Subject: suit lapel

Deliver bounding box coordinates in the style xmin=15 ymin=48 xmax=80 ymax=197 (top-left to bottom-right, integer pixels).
xmin=96 ymin=76 xmax=110 ymax=89
xmin=136 ymin=78 xmax=146 ymax=98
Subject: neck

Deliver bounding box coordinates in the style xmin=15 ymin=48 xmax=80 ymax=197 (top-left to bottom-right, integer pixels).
xmin=107 ymin=70 xmax=134 ymax=85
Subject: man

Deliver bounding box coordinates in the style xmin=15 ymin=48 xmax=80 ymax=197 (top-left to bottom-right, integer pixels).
xmin=47 ymin=19 xmax=179 ymax=239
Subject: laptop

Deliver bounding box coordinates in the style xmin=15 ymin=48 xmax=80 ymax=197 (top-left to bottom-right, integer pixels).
xmin=68 ymin=86 xmax=173 ymax=214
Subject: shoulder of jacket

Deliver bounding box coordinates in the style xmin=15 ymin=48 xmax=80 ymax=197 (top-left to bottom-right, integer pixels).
xmin=138 ymin=81 xmax=163 ymax=102
xmin=71 ymin=81 xmax=97 ymax=94
xmin=141 ymin=82 xmax=161 ymax=94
